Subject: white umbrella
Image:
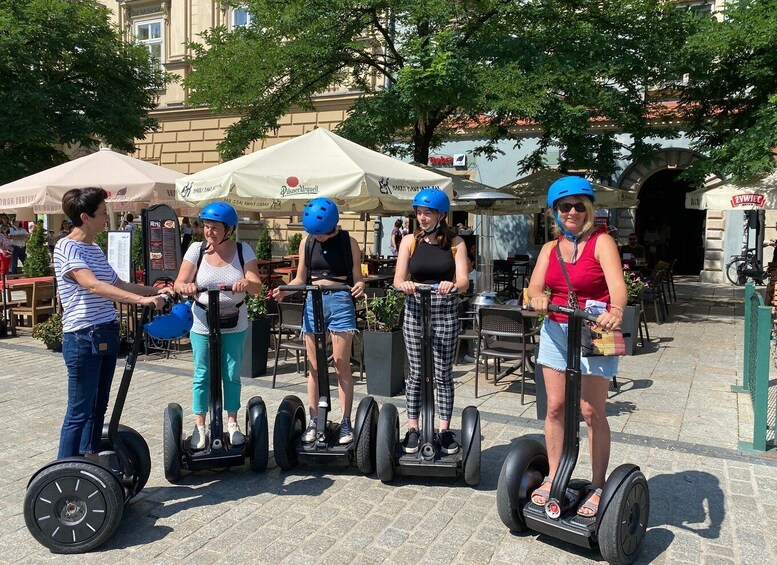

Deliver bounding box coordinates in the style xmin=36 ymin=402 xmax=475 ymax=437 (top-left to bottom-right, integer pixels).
xmin=685 ymin=171 xmax=777 ymax=210
xmin=0 ymin=147 xmax=185 ymax=213
xmin=175 ymin=128 xmax=453 ymax=212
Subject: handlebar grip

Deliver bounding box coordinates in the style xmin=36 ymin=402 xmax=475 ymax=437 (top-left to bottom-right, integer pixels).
xmin=278 ymin=284 xmax=352 ymax=293
xmin=196 ymin=284 xmax=232 ymax=293
xmin=415 ymin=283 xmax=459 ymax=294
xmin=547 ymin=303 xmax=600 ymax=323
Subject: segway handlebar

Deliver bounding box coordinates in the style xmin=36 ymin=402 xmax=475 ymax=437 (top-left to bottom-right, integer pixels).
xmin=277 ymin=284 xmax=352 ymax=293
xmin=399 ymin=283 xmax=459 ymax=294
xmin=547 ymin=303 xmax=599 ymax=323
xmin=196 ymin=284 xmax=234 ymax=293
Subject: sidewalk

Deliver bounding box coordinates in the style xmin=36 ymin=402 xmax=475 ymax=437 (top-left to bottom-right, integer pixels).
xmin=0 ymin=277 xmax=775 ymax=564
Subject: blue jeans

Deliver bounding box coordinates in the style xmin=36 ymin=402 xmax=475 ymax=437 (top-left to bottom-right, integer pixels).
xmin=9 ymin=245 xmax=25 ymax=274
xmin=58 ymin=323 xmax=119 ymax=458
xmin=190 ymin=330 xmax=246 ymax=415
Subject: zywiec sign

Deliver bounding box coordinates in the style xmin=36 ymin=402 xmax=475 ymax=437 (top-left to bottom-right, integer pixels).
xmin=429 ymin=156 xmax=454 ymax=167
xmin=730 ymin=193 xmax=766 ymax=208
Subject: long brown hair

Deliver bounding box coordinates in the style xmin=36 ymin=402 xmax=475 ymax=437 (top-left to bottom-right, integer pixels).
xmin=414 ymin=218 xmax=457 ymax=250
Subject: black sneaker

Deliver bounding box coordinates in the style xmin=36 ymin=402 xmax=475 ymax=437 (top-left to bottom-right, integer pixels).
xmin=439 ymin=430 xmax=459 ymax=455
xmin=402 ymin=428 xmax=420 ymax=454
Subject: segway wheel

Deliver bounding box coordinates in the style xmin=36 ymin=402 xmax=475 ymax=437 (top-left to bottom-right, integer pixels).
xmin=163 ymin=403 xmax=183 ymax=483
xmin=496 ymin=438 xmax=549 ymax=533
xmin=598 ymin=471 xmax=650 ymax=565
xmin=376 ymin=402 xmax=399 ymax=483
xmin=100 ymin=424 xmax=151 ymax=498
xmin=355 ymin=398 xmax=378 ymax=474
xmin=460 ymin=406 xmax=481 ymax=487
xmin=274 ymin=396 xmax=305 ymax=471
xmin=24 ymin=461 xmax=124 ymax=554
xmin=246 ymin=396 xmax=269 ymax=473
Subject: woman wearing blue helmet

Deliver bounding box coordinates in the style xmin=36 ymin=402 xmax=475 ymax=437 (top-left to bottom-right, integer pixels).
xmin=393 ymin=188 xmax=470 ymax=455
xmin=525 ymin=176 xmax=627 ymax=517
xmin=271 ymin=197 xmax=365 ymax=445
xmin=174 ymin=202 xmax=264 ymax=450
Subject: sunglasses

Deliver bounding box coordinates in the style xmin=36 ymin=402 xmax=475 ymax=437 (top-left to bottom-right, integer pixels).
xmin=557 ymin=202 xmax=587 ymax=213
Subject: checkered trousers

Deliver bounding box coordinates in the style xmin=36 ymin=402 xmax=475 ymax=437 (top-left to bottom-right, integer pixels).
xmin=403 ymin=293 xmax=460 ymax=422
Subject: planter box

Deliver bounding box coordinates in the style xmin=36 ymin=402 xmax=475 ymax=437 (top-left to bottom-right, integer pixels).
xmin=622 ymin=304 xmax=639 ymax=356
xmin=241 ymin=316 xmax=271 ymax=378
xmin=363 ymin=329 xmax=405 ymax=397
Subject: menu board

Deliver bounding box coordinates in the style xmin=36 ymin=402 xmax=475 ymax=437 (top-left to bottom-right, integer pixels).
xmin=107 ymin=231 xmax=132 ymax=283
xmin=141 ymin=204 xmax=182 ymax=286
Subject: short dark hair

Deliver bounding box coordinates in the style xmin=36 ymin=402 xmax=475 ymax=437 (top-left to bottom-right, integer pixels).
xmin=125 ymin=213 xmax=134 ymax=222
xmin=62 ymin=187 xmax=108 ymax=227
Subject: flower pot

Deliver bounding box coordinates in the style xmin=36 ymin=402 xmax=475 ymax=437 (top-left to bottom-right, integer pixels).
xmin=46 ymin=341 xmax=62 ymax=353
xmin=363 ymin=329 xmax=405 ymax=397
xmin=621 ymin=304 xmax=639 ymax=355
xmin=241 ymin=316 xmax=271 ymax=378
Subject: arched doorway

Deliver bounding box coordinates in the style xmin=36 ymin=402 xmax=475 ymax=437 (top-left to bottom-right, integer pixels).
xmin=636 ymin=169 xmax=705 ymax=274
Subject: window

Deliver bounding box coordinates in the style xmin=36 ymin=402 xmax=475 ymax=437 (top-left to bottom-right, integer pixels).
xmin=232 ymin=6 xmax=253 ymax=28
xmin=135 ymin=20 xmax=164 ymax=65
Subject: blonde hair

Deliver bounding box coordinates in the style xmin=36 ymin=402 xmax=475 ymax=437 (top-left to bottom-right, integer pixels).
xmin=548 ymin=197 xmax=595 ymax=239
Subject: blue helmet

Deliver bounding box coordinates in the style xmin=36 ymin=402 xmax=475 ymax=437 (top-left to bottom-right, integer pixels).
xmin=546 ymin=176 xmax=595 ymax=209
xmin=302 ymin=197 xmax=339 ymax=235
xmin=200 ymin=202 xmax=238 ymax=229
xmin=412 ymin=188 xmax=450 ymax=215
xmin=144 ymin=302 xmax=194 ymax=341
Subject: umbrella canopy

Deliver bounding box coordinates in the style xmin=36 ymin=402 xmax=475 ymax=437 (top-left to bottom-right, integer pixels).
xmin=175 ymin=128 xmax=452 ymax=213
xmin=0 ymin=147 xmax=185 ymax=213
xmin=685 ymin=172 xmax=777 ymax=210
xmin=499 ymin=169 xmax=638 ymax=211
xmin=410 ymin=163 xmax=518 ymax=211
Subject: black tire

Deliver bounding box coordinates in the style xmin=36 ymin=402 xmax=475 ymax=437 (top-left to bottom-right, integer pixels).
xmin=24 ymin=461 xmax=124 ymax=554
xmin=246 ymin=396 xmax=269 ymax=473
xmin=355 ymin=399 xmax=378 ymax=474
xmin=461 ymin=406 xmax=481 ymax=487
xmin=598 ymin=471 xmax=650 ymax=565
xmin=496 ymin=438 xmax=549 ymax=533
xmin=163 ymin=404 xmax=183 ymax=483
xmin=726 ymin=258 xmax=746 ymax=286
xmin=100 ymin=424 xmax=151 ymax=498
xmin=273 ymin=396 xmax=305 ymax=471
xmin=376 ymin=403 xmax=399 ymax=483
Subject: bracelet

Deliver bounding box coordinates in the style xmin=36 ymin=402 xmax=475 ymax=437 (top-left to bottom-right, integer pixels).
xmin=610 ymin=304 xmax=624 ymax=314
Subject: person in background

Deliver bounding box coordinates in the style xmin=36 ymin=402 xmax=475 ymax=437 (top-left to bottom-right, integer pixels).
xmin=619 ymin=233 xmax=646 ymax=264
xmin=8 ymin=220 xmax=29 ymax=274
xmin=393 ymin=189 xmax=469 ymax=455
xmin=180 ymin=217 xmax=193 ymax=252
xmin=123 ymin=213 xmax=137 ymax=238
xmin=58 ymin=219 xmax=71 ymax=240
xmin=389 ymin=219 xmax=403 ymax=257
xmin=54 ymin=187 xmax=169 ymax=459
xmin=0 ymin=226 xmax=12 ymax=276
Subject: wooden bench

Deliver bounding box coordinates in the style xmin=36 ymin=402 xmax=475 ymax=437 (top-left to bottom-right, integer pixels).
xmin=8 ymin=280 xmax=56 ymax=336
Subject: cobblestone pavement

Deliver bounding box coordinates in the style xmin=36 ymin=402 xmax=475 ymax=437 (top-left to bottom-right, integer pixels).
xmin=1 ymin=278 xmax=775 ymax=564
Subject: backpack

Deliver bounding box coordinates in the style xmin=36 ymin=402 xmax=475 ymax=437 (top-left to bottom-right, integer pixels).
xmin=195 ymin=240 xmax=245 ymax=271
xmin=305 ymin=230 xmax=354 ymax=286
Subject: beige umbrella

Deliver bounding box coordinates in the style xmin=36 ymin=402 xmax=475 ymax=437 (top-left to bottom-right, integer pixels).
xmin=0 ymin=147 xmax=185 ymax=213
xmin=685 ymin=172 xmax=777 ymax=210
xmin=175 ymin=128 xmax=453 ymax=212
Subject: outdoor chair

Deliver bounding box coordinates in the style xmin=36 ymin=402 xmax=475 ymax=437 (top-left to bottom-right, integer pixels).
xmin=642 ymin=270 xmax=668 ymax=324
xmin=8 ymin=280 xmax=56 ymax=336
xmin=475 ymin=306 xmax=539 ymax=403
xmin=454 ymin=302 xmax=479 ymax=366
xmin=271 ymin=302 xmax=308 ymax=388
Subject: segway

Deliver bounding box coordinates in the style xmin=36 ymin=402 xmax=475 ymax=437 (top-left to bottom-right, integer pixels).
xmin=375 ymin=284 xmax=481 ymax=486
xmin=163 ymin=285 xmax=269 ymax=481
xmin=496 ymin=303 xmax=649 ymax=564
xmin=24 ymin=305 xmax=159 ymax=553
xmin=273 ymin=285 xmax=379 ymax=473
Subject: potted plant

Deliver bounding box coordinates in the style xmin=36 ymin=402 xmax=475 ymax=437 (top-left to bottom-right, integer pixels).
xmin=23 ymin=221 xmax=53 ymax=277
xmin=240 ymin=283 xmax=272 ymax=378
xmin=362 ymin=289 xmax=406 ymax=397
xmin=32 ymin=311 xmax=63 ymax=352
xmin=622 ymin=271 xmax=645 ymax=355
xmin=287 ymin=232 xmax=302 ymax=255
xmin=256 ymin=228 xmax=272 ymax=260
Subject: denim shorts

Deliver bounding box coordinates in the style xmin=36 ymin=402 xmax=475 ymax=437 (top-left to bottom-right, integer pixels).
xmin=302 ymin=290 xmax=357 ymax=334
xmin=537 ymin=318 xmax=618 ymax=379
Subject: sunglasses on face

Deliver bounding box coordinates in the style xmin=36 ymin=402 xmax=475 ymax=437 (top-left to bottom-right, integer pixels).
xmin=557 ymin=202 xmax=587 ymax=213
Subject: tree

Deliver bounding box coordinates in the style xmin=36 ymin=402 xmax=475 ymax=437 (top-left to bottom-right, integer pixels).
xmin=0 ymin=0 xmax=167 ymax=184
xmin=185 ymin=1 xmax=691 ymax=177
xmin=23 ymin=221 xmax=52 ymax=277
xmin=679 ymin=0 xmax=777 ymax=182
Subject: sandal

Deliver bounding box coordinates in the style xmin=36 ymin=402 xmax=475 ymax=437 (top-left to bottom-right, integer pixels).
xmin=577 ymin=487 xmax=603 ymax=517
xmin=530 ymin=476 xmax=553 ymax=506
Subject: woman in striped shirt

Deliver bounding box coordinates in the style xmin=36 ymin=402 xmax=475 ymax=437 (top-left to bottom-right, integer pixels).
xmin=54 ymin=187 xmax=168 ymax=459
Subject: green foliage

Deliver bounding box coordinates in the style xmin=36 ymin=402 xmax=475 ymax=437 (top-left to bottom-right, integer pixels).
xmin=22 ymin=222 xmax=52 ymax=277
xmin=679 ymin=0 xmax=777 ymax=182
xmin=131 ymin=228 xmax=143 ymax=270
xmin=94 ymin=229 xmax=107 ymax=254
xmin=185 ymin=0 xmax=689 ymax=175
xmin=287 ymin=233 xmax=302 ymax=255
xmin=0 ymin=0 xmax=169 ymax=184
xmin=245 ymin=283 xmax=268 ymax=320
xmin=624 ymin=271 xmax=645 ymax=304
xmin=32 ymin=312 xmax=63 ymax=346
xmin=364 ymin=289 xmax=405 ymax=332
xmin=256 ymin=228 xmax=272 ymax=260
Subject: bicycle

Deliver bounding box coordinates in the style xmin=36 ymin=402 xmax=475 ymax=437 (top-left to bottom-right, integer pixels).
xmin=725 ymin=242 xmax=775 ymax=286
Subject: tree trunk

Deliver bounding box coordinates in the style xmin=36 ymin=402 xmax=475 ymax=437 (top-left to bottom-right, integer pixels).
xmin=413 ymin=121 xmax=434 ymax=165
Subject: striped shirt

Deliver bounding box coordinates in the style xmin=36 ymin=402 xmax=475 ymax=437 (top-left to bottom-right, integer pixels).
xmin=183 ymin=242 xmax=255 ymax=335
xmin=54 ymin=238 xmax=118 ymax=333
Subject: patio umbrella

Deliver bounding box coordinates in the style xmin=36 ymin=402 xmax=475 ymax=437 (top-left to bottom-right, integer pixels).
xmin=0 ymin=147 xmax=185 ymax=214
xmin=685 ymin=171 xmax=777 ymax=210
xmin=175 ymin=128 xmax=453 ymax=213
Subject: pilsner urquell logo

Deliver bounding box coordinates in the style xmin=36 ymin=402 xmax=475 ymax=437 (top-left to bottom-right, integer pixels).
xmin=280 ymin=175 xmax=318 ymax=197
xmin=730 ymin=193 xmax=765 ymax=208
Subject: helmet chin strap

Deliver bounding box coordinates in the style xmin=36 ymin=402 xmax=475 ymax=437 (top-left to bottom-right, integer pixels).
xmin=421 ymin=212 xmax=445 ymax=235
xmin=553 ymin=212 xmax=582 ymax=262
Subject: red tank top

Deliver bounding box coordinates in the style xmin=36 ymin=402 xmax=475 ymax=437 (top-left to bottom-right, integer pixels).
xmin=546 ymin=231 xmax=610 ymax=323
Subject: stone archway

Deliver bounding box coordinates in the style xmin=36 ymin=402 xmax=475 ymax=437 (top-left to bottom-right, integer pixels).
xmin=615 ymin=148 xmax=724 ymax=278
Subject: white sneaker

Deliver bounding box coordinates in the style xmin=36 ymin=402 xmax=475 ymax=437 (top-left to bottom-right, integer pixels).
xmin=227 ymin=421 xmax=245 ymax=446
xmin=302 ymin=417 xmax=318 ymax=443
xmin=191 ymin=425 xmax=207 ymax=450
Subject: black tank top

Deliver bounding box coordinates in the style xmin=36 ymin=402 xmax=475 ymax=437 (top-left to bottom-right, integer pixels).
xmin=308 ymin=230 xmax=350 ymax=282
xmin=409 ymin=240 xmax=456 ymax=284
